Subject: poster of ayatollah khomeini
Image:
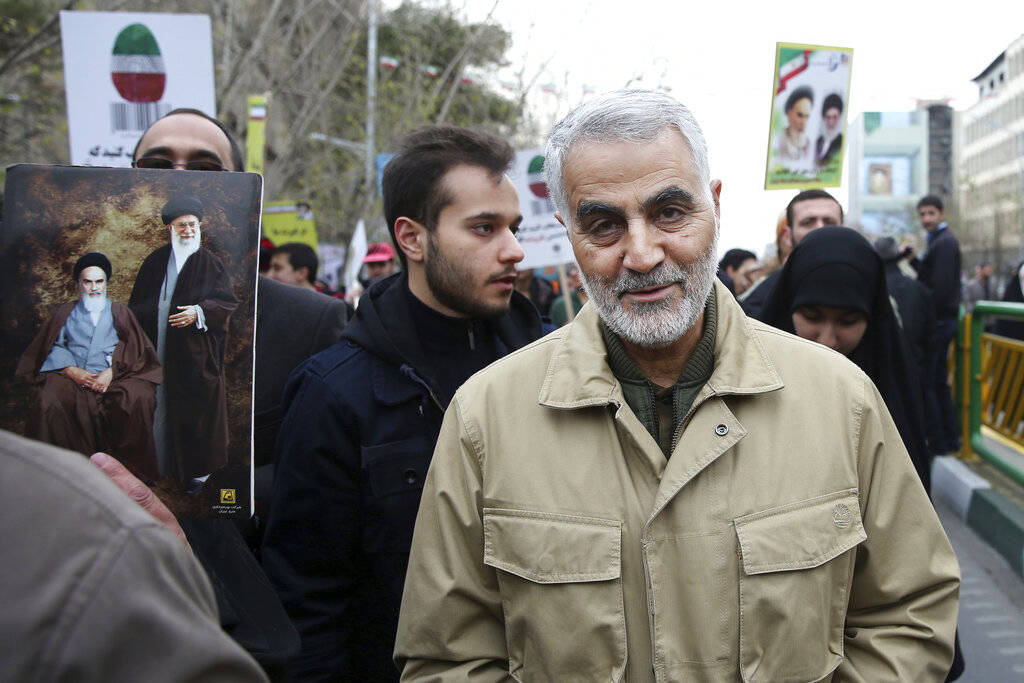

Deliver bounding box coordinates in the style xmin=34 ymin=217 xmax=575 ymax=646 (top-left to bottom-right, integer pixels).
xmin=1 ymin=164 xmax=261 ymax=518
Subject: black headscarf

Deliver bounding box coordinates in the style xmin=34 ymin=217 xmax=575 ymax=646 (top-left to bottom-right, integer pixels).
xmin=996 ymin=262 xmax=1024 ymax=341
xmin=760 ymin=226 xmax=931 ymax=491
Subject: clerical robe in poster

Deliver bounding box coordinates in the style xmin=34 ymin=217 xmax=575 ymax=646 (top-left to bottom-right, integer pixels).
xmin=130 ymin=243 xmax=238 ymax=483
xmin=16 ymin=300 xmax=162 ymax=480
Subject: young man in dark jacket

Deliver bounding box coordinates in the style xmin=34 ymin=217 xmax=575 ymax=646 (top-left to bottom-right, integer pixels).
xmin=260 ymin=125 xmax=545 ymax=681
xmin=903 ymin=194 xmax=962 ymax=454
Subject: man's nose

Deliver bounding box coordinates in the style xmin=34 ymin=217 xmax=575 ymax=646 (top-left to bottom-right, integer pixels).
xmin=621 ymin=221 xmax=665 ymax=273
xmin=498 ymin=228 xmax=525 ymax=264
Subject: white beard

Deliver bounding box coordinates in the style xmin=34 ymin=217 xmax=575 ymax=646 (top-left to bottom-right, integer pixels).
xmin=580 ymin=229 xmax=719 ymax=349
xmin=82 ymin=293 xmax=108 ymax=314
xmin=171 ymin=227 xmax=201 ymax=271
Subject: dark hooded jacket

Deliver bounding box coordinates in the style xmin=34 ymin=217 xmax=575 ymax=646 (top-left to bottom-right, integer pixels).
xmin=260 ymin=271 xmax=544 ymax=682
xmin=760 ymin=227 xmax=932 ymax=492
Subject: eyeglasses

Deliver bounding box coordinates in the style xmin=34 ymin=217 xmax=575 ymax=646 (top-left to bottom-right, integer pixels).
xmin=133 ymin=157 xmax=225 ymax=172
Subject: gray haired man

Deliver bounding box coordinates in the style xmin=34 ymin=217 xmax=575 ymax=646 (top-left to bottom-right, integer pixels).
xmin=395 ymin=90 xmax=959 ymax=681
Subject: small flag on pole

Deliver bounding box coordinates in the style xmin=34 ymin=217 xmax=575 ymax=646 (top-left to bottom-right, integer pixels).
xmin=380 ymin=55 xmax=399 ymax=70
xmin=421 ymin=64 xmax=439 ymax=78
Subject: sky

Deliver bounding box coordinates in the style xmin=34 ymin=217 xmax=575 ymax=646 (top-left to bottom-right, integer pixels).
xmin=406 ymin=0 xmax=1024 ymax=258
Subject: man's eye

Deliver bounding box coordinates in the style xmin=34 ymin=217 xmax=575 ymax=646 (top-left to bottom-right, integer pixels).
xmin=471 ymin=224 xmax=493 ymax=235
xmin=659 ymin=206 xmax=684 ymax=220
xmin=588 ymin=219 xmax=620 ymax=236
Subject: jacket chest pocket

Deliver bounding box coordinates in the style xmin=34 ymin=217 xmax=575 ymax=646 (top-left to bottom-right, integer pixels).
xmin=483 ymin=508 xmax=626 ymax=683
xmin=361 ymin=436 xmax=433 ymax=554
xmin=734 ymin=489 xmax=865 ymax=683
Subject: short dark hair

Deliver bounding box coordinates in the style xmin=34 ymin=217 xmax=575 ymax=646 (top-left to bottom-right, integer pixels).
xmin=822 ymin=93 xmax=843 ymax=114
xmin=718 ymin=248 xmax=757 ymax=272
xmin=786 ymin=189 xmax=843 ymax=227
xmin=382 ymin=125 xmax=514 ymax=268
xmin=275 ymin=242 xmax=318 ymax=284
xmin=917 ymin=194 xmax=944 ymax=212
xmin=133 ymin=108 xmax=245 ymax=172
xmin=784 ymin=86 xmax=814 ymax=113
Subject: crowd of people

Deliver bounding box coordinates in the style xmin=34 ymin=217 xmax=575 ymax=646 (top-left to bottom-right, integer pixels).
xmin=10 ymin=85 xmax=1024 ymax=681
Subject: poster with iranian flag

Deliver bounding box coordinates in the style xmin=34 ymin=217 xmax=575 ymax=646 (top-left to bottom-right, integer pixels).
xmin=508 ymin=148 xmax=573 ymax=270
xmin=59 ymin=11 xmax=216 ymax=167
xmin=764 ymin=42 xmax=853 ymax=190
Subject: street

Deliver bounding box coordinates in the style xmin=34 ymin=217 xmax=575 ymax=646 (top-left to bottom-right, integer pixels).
xmin=936 ymin=500 xmax=1024 ymax=681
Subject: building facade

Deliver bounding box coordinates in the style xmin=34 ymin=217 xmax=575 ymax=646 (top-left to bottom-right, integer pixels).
xmin=846 ymin=109 xmax=931 ymax=238
xmin=960 ymin=34 xmax=1024 ymax=275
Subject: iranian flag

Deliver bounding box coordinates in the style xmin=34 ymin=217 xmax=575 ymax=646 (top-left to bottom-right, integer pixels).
xmin=421 ymin=65 xmax=439 ymax=78
xmin=380 ymin=56 xmax=399 ymax=70
xmin=111 ymin=24 xmax=166 ymax=103
xmin=527 ymin=155 xmax=548 ymax=198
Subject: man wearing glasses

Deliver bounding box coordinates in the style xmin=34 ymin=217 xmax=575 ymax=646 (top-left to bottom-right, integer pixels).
xmin=129 ymin=195 xmax=238 ymax=487
xmin=132 ymin=107 xmax=240 ymax=172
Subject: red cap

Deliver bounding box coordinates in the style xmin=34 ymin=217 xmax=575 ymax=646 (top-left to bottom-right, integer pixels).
xmin=363 ymin=242 xmax=395 ymax=263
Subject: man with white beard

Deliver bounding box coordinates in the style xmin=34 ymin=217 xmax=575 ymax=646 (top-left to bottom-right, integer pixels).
xmin=129 ymin=196 xmax=238 ymax=486
xmin=16 ymin=252 xmax=162 ymax=480
xmin=395 ymin=90 xmax=960 ymax=681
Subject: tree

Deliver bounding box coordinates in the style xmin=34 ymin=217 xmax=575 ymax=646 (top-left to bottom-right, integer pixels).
xmin=0 ymin=0 xmax=529 ymax=244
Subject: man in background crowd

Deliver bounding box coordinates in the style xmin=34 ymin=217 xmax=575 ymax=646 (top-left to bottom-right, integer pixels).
xmin=902 ymin=194 xmax=962 ymax=455
xmin=741 ymin=189 xmax=843 ymax=318
xmin=964 ymin=261 xmax=994 ymax=313
xmin=514 ymin=267 xmax=556 ymax=317
xmin=363 ymin=242 xmax=397 ymax=283
xmin=549 ymin=265 xmax=588 ymax=327
xmin=269 ymin=242 xmax=320 ymax=292
xmin=716 ymin=248 xmax=761 ymax=297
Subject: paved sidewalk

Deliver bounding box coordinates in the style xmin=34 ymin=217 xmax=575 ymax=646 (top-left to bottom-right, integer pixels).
xmin=933 ymin=440 xmax=1024 ymax=578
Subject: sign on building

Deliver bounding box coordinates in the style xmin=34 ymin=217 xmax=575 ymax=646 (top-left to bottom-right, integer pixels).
xmin=59 ymin=11 xmax=216 ymax=167
xmin=509 ymin=149 xmax=573 ymax=269
xmin=764 ymin=43 xmax=853 ymax=190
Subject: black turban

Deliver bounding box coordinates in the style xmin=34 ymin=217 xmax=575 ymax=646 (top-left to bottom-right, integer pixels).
xmin=161 ymin=195 xmax=204 ymax=226
xmin=73 ymin=252 xmax=112 ymax=282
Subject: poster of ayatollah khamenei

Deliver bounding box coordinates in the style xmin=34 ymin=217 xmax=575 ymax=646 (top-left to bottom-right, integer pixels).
xmin=765 ymin=42 xmax=853 ymax=190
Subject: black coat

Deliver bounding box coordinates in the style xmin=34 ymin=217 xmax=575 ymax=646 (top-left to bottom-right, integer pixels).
xmin=260 ymin=272 xmax=544 ymax=681
xmin=884 ymin=261 xmax=937 ymax=386
xmin=129 ymin=245 xmax=238 ymax=480
xmin=910 ymin=225 xmax=962 ymax=320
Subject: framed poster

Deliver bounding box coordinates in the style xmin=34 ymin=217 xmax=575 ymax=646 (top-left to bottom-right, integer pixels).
xmin=765 ymin=43 xmax=853 ymax=190
xmin=1 ymin=165 xmax=261 ymax=518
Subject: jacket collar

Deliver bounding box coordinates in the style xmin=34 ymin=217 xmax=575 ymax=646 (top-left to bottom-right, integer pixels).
xmin=538 ymin=279 xmax=783 ymax=409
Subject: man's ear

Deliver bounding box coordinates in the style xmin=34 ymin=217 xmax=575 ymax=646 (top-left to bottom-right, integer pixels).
xmin=394 ymin=217 xmax=426 ymax=264
xmin=710 ymin=179 xmax=722 ymax=216
xmin=298 ymin=266 xmax=311 ymax=283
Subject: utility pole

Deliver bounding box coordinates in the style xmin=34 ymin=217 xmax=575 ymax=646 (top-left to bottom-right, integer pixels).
xmin=365 ymin=0 xmax=378 ymax=203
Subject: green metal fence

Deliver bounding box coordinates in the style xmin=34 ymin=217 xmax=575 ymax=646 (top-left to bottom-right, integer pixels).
xmin=962 ymin=301 xmax=1024 ymax=487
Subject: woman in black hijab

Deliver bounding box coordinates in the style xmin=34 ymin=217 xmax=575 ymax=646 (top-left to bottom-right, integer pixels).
xmin=759 ymin=226 xmax=932 ymax=492
xmin=996 ymin=262 xmax=1024 ymax=341
xmin=761 ymin=227 xmax=964 ymax=682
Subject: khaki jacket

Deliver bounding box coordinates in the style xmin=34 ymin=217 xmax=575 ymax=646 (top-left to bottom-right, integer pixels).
xmin=395 ymin=282 xmax=959 ymax=682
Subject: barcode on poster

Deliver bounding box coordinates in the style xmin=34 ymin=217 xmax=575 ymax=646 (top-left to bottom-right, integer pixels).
xmin=110 ymin=102 xmax=172 ymax=133
xmin=530 ymin=199 xmax=556 ymax=215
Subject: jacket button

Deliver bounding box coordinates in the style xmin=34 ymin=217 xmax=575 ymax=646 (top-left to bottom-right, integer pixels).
xmin=715 ymin=423 xmax=729 ymax=436
xmin=403 ymin=469 xmax=418 ymax=485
